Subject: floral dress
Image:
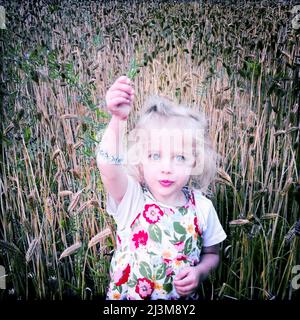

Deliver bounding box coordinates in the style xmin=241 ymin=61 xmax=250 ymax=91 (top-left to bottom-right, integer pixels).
xmin=106 ymin=185 xmax=203 ymax=300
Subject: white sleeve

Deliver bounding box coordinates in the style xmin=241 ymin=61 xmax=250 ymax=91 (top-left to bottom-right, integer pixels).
xmin=202 ymin=202 xmax=227 ymax=247
xmin=106 ymin=174 xmax=144 ymax=230
xmin=194 ymin=191 xmax=227 ymax=247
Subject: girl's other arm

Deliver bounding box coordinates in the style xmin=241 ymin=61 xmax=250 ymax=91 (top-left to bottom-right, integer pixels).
xmin=174 ymin=244 xmax=220 ymax=297
xmin=195 ymin=244 xmax=220 ymax=281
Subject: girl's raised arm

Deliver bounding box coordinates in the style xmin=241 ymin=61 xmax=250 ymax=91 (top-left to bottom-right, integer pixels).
xmin=96 ymin=76 xmax=134 ymax=205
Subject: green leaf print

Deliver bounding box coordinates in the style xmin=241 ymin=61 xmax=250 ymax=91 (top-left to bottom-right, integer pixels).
xmin=164 ymin=275 xmax=173 ymax=283
xmin=164 ymin=229 xmax=171 ymax=237
xmin=139 ymin=261 xmax=152 ymax=279
xmin=163 ymin=283 xmax=173 ymax=293
xmin=116 ymin=285 xmax=122 ymax=293
xmin=197 ymin=235 xmax=203 ymax=249
xmin=179 ymin=234 xmax=186 ymax=242
xmin=133 ymin=272 xmax=138 ymax=282
xmin=149 ymin=224 xmax=162 ymax=243
xmin=173 ymin=221 xmax=186 ymax=235
xmin=178 ymin=207 xmax=188 ymax=215
xmin=127 ymin=279 xmax=137 ymax=288
xmin=184 ymin=236 xmax=193 ymax=255
xmin=155 ymin=263 xmax=166 ymax=280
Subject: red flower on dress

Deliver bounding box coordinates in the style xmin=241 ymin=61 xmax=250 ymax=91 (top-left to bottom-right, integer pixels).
xmin=142 ymin=204 xmax=164 ymax=224
xmin=176 ymin=254 xmax=187 ymax=261
xmin=135 ymin=278 xmax=154 ymax=299
xmin=117 ymin=235 xmax=122 ymax=245
xmin=131 ymin=230 xmax=148 ymax=249
xmin=130 ymin=213 xmax=141 ymax=228
xmin=114 ymin=264 xmax=131 ymax=286
xmin=163 ymin=258 xmax=172 ymax=265
xmin=194 ymin=216 xmax=202 ymax=236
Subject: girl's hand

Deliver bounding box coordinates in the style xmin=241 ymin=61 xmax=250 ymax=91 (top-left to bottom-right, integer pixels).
xmin=173 ymin=266 xmax=204 ymax=297
xmin=174 ymin=245 xmax=220 ymax=297
xmin=105 ymin=75 xmax=135 ymax=120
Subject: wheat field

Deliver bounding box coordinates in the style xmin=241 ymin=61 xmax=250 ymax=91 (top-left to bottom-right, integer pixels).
xmin=0 ymin=0 xmax=299 ymax=300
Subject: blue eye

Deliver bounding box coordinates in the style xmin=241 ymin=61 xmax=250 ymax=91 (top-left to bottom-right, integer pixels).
xmin=175 ymin=155 xmax=185 ymax=162
xmin=149 ymin=153 xmax=160 ymax=160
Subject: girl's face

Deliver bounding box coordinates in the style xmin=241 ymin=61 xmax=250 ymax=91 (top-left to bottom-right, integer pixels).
xmin=139 ymin=120 xmax=197 ymax=203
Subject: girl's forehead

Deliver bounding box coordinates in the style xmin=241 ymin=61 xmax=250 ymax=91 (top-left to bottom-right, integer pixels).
xmin=135 ymin=117 xmax=202 ymax=153
xmin=143 ymin=129 xmax=196 ymax=153
xmin=143 ymin=121 xmax=197 ymax=143
xmin=147 ymin=116 xmax=187 ymax=129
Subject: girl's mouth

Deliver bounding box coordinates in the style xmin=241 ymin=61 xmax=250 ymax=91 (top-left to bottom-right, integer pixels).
xmin=159 ymin=180 xmax=174 ymax=187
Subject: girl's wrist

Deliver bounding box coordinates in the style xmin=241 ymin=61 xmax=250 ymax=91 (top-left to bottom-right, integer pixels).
xmin=108 ymin=115 xmax=128 ymax=138
xmin=195 ymin=261 xmax=213 ymax=284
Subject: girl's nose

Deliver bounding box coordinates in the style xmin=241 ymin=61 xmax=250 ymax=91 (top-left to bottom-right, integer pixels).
xmin=160 ymin=158 xmax=172 ymax=173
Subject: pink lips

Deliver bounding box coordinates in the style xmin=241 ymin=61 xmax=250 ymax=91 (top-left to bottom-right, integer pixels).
xmin=159 ymin=180 xmax=174 ymax=187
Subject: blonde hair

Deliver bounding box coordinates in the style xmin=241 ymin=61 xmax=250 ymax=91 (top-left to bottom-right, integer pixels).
xmin=125 ymin=95 xmax=218 ymax=195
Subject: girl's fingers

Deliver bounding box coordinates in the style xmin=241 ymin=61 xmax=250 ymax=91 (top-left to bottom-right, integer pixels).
xmin=176 ymin=285 xmax=194 ymax=296
xmin=174 ymin=276 xmax=192 ymax=287
xmin=109 ymin=97 xmax=131 ymax=107
xmin=115 ymin=75 xmax=131 ymax=82
xmin=111 ymin=83 xmax=134 ymax=95
xmin=177 ymin=290 xmax=191 ymax=297
xmin=117 ymin=76 xmax=132 ymax=85
xmin=109 ymin=90 xmax=131 ymax=100
xmin=174 ymin=280 xmax=192 ymax=289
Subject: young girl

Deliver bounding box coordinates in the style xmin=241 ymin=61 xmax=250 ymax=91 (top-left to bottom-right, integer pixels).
xmin=96 ymin=75 xmax=226 ymax=300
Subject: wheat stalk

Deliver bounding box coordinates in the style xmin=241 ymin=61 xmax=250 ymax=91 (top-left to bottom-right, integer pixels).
xmin=59 ymin=241 xmax=82 ymax=260
xmin=25 ymin=238 xmax=40 ymax=263
xmin=68 ymin=189 xmax=84 ymax=212
xmin=88 ymin=228 xmax=112 ymax=248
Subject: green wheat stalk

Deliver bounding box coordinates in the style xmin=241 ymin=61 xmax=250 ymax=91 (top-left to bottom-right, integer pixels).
xmin=127 ymin=57 xmax=139 ymax=80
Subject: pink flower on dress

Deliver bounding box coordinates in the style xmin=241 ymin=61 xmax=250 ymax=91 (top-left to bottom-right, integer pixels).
xmin=194 ymin=216 xmax=202 ymax=236
xmin=114 ymin=264 xmax=131 ymax=286
xmin=142 ymin=204 xmax=164 ymax=224
xmin=135 ymin=278 xmax=154 ymax=299
xmin=173 ymin=241 xmax=185 ymax=252
xmin=130 ymin=213 xmax=141 ymax=228
xmin=166 ymin=267 xmax=175 ymax=277
xmin=131 ymin=229 xmax=148 ymax=249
